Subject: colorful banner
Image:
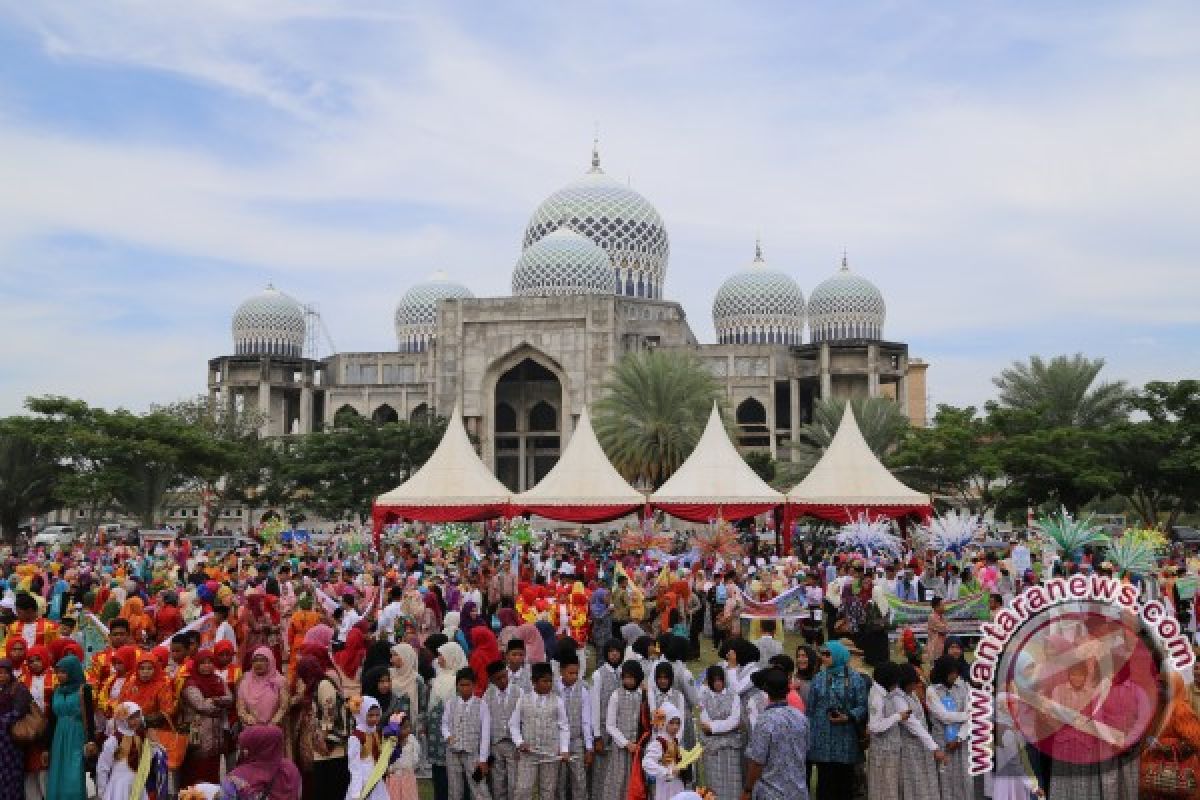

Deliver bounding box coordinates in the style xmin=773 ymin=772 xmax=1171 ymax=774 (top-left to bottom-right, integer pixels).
xmin=740 ymin=586 xmax=813 ymax=619
xmin=887 ymin=590 xmax=990 ymax=627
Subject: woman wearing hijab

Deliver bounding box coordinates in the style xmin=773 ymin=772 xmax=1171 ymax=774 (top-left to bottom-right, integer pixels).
xmin=421 ymin=590 xmax=443 ymax=636
xmin=389 ymin=643 xmax=423 ymax=720
xmin=237 ymin=646 xmax=287 ymax=727
xmin=179 ymin=649 xmax=233 ymax=787
xmin=335 ymin=619 xmax=370 ymax=689
xmin=119 ymin=597 xmax=153 ymax=644
xmin=467 ymin=626 xmax=501 ymax=696
xmin=221 ymin=725 xmax=302 ymax=800
xmin=21 ymin=644 xmax=55 ymax=797
xmin=118 ymin=653 xmax=175 ymax=729
xmin=285 ymin=656 xmax=324 ymax=785
xmin=806 ymin=640 xmax=868 ymax=800
xmin=858 ymin=578 xmax=892 ymax=667
xmin=363 ymin=666 xmax=402 ymax=719
xmin=0 ymin=658 xmax=32 ymax=800
xmin=441 ymin=611 xmax=469 ymax=655
xmin=362 ymin=639 xmax=395 ymax=681
xmin=459 ymin=601 xmax=485 ymax=636
xmin=927 ymin=656 xmax=970 ymax=800
xmin=793 ymin=644 xmax=819 ymax=709
xmin=48 ymin=654 xmax=93 ymax=800
xmin=496 ymin=607 xmax=520 ymax=651
xmin=427 ymin=642 xmax=467 ymax=800
xmin=513 ymin=623 xmax=545 ymax=664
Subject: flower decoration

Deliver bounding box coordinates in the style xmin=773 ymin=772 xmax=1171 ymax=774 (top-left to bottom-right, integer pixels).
xmin=617 ymin=523 xmax=672 ymax=554
xmin=689 ymin=521 xmax=744 ymax=561
xmin=835 ymin=513 xmax=902 ymax=559
xmin=430 ymin=523 xmax=473 ymax=552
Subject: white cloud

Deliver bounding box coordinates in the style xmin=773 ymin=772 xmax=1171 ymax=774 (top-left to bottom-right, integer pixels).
xmin=0 ymin=2 xmax=1198 ymax=414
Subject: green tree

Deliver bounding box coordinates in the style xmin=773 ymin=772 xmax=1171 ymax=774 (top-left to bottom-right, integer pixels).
xmin=1107 ymin=381 xmax=1200 ymax=529
xmin=157 ymin=396 xmax=268 ymax=532
xmin=787 ymin=396 xmax=909 ymax=481
xmin=593 ymin=349 xmax=724 ymax=488
xmin=27 ymin=396 xmax=228 ymax=528
xmin=0 ymin=415 xmax=68 ymax=542
xmin=985 ymin=404 xmax=1119 ymax=520
xmin=992 ymin=353 xmax=1129 ymax=427
xmin=281 ymin=415 xmax=445 ymax=523
xmin=888 ymin=404 xmax=999 ymax=513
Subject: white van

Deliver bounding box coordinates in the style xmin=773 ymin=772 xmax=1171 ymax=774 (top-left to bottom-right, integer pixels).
xmin=33 ymin=525 xmax=77 ymax=547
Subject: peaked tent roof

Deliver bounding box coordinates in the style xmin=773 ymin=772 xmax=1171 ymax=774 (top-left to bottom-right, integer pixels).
xmin=650 ymin=403 xmax=783 ymax=522
xmin=786 ymin=405 xmax=930 ymax=510
xmin=513 ymin=406 xmax=645 ymax=522
xmin=372 ymin=403 xmax=510 ymax=528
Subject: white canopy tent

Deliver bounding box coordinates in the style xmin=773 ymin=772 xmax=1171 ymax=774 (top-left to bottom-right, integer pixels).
xmin=372 ymin=403 xmax=511 ymax=532
xmin=785 ymin=405 xmax=930 ymax=531
xmin=650 ymin=403 xmax=784 ymax=522
xmin=512 ymin=406 xmax=645 ymax=522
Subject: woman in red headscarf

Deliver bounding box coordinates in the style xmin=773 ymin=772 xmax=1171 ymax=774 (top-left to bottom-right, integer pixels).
xmin=118 ymin=652 xmax=176 ymax=729
xmin=179 ymin=649 xmax=234 ymax=786
xmin=98 ymin=645 xmax=138 ymax=722
xmin=334 ymin=619 xmax=369 ymax=690
xmin=21 ymin=645 xmax=56 ymax=796
xmin=240 ymin=590 xmax=282 ymax=670
xmin=467 ymin=627 xmax=501 ymax=697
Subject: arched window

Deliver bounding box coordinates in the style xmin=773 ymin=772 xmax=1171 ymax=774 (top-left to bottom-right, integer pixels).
xmin=333 ymin=405 xmax=361 ymax=427
xmin=372 ymin=404 xmax=399 ymax=425
xmin=410 ymin=403 xmax=430 ymax=424
xmin=495 ymin=402 xmax=518 ymax=433
xmin=528 ymin=401 xmax=558 ymax=432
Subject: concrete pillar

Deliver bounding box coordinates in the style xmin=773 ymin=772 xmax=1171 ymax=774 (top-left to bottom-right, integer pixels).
xmin=789 ymin=378 xmax=800 ymax=456
xmin=299 ymin=385 xmax=313 ymax=433
xmin=819 ymin=343 xmax=832 ymax=399
xmin=766 ymin=385 xmax=777 ymax=460
xmin=898 ymin=374 xmax=909 ymax=418
xmin=257 ymin=381 xmax=271 ymax=437
xmin=867 ymin=343 xmax=880 ymax=397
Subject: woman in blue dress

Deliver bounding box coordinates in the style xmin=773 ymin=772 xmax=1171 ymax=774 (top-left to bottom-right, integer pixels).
xmin=47 ymin=655 xmax=92 ymax=800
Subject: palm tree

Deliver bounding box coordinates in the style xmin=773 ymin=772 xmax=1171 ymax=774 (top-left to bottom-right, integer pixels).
xmin=778 ymin=396 xmax=909 ymax=486
xmin=593 ymin=349 xmax=724 ymax=488
xmin=992 ymin=353 xmax=1129 ymax=427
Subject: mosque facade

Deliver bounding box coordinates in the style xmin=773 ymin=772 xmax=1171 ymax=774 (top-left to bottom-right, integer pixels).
xmin=207 ymin=146 xmax=928 ymax=493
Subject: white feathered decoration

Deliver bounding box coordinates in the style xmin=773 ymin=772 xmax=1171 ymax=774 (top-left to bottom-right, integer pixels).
xmin=919 ymin=510 xmax=984 ymax=556
xmin=835 ymin=513 xmax=903 ymax=559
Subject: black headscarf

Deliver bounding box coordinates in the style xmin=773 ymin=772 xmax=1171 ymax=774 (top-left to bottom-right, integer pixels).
xmin=535 ymin=621 xmax=558 ymax=661
xmin=362 ymin=666 xmax=398 ymax=717
xmin=361 ymin=640 xmax=393 ymax=680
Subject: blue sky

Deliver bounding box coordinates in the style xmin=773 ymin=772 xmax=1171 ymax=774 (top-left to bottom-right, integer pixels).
xmin=1 ymin=1 xmax=1197 ymax=415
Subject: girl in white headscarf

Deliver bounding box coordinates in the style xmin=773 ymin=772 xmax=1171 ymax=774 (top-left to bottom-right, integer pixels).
xmin=96 ymin=701 xmax=166 ymax=800
xmin=642 ymin=701 xmax=688 ymax=800
xmin=426 ymin=642 xmax=468 ymax=794
xmin=346 ymin=695 xmax=389 ymax=800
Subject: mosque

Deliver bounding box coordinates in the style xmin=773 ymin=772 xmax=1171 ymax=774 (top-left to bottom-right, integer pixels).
xmin=207 ymin=145 xmax=928 ymax=493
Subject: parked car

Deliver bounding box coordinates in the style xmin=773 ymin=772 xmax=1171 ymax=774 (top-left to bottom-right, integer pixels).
xmin=33 ymin=525 xmax=77 ymax=547
xmin=1171 ymin=526 xmax=1200 ymax=545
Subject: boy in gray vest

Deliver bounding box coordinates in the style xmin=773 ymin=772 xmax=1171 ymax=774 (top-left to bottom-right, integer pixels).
xmin=484 ymin=659 xmax=523 ymax=800
xmin=510 ymin=661 xmax=569 ymax=800
xmin=442 ymin=667 xmax=493 ymax=800
xmin=556 ymin=653 xmax=593 ymax=800
xmin=506 ymin=638 xmax=533 ymax=693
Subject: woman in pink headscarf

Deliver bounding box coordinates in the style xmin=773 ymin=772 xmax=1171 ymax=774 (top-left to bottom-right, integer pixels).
xmin=513 ymin=623 xmax=545 ymax=663
xmin=222 ymin=724 xmax=302 ymax=800
xmin=237 ymin=646 xmax=287 ymax=726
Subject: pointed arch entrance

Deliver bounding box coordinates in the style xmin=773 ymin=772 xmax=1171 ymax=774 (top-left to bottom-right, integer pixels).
xmin=490 ymin=356 xmax=565 ymax=492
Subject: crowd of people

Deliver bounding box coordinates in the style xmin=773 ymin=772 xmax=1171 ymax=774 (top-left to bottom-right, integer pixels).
xmin=0 ymin=524 xmax=1197 ymax=800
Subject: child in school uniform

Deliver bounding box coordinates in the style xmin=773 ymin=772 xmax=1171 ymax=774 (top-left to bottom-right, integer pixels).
xmin=589 ymin=640 xmax=625 ymax=800
xmin=698 ymin=666 xmax=742 ymax=800
xmin=347 ymin=696 xmax=390 ymax=800
xmin=442 ymin=667 xmax=492 ymax=800
xmin=510 ymin=662 xmax=569 ymax=800
xmin=556 ymin=653 xmax=592 ymax=800
xmin=599 ymin=661 xmax=646 ymax=800
xmin=483 ymin=660 xmax=523 ymax=800
xmin=641 ymin=702 xmax=687 ymax=800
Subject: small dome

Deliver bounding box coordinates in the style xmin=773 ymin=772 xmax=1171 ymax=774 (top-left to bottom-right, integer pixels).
xmin=808 ymin=255 xmax=886 ymax=342
xmin=232 ymin=284 xmax=306 ymax=357
xmin=512 ymin=229 xmax=614 ymax=297
xmin=712 ymin=240 xmax=805 ymax=345
xmin=395 ymin=271 xmax=474 ymax=352
xmin=522 ymin=143 xmax=669 ymax=299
